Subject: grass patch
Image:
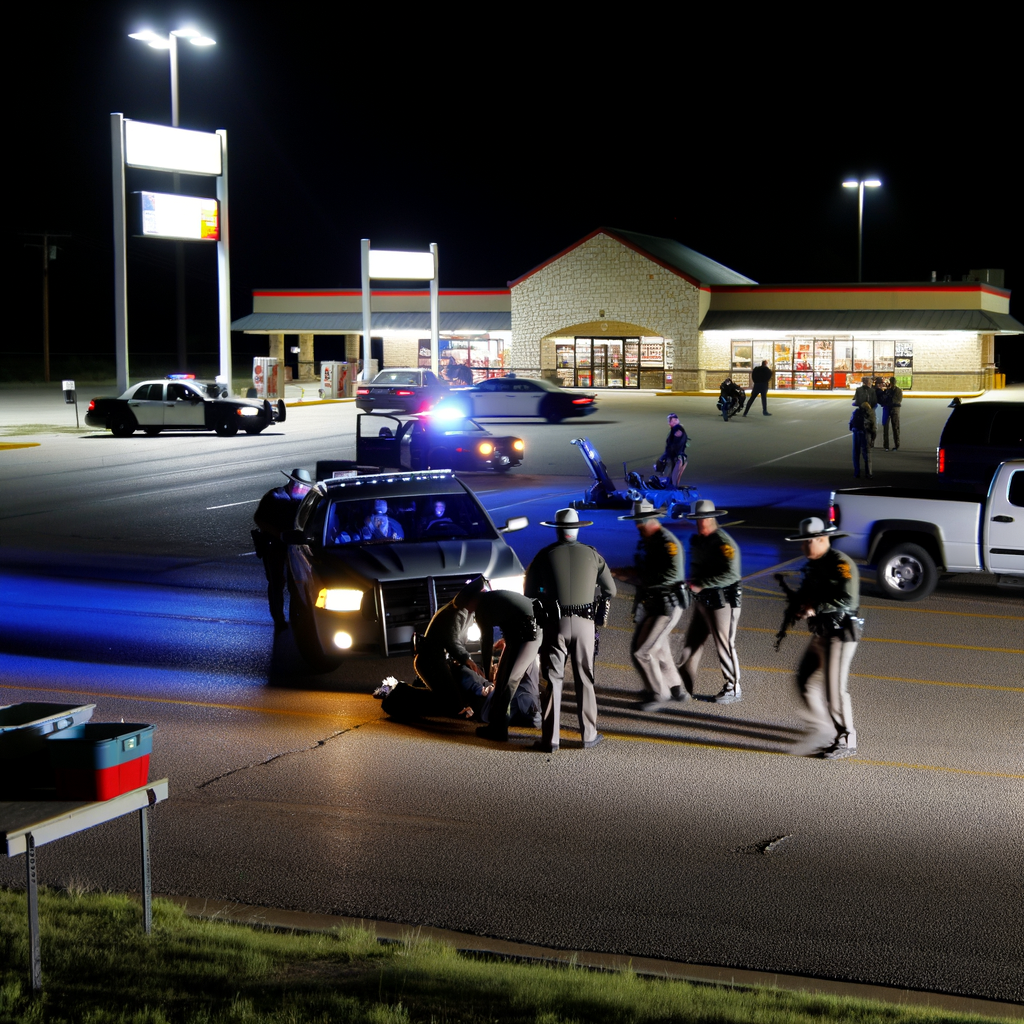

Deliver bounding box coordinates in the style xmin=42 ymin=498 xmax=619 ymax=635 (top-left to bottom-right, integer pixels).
xmin=0 ymin=887 xmax=1007 ymax=1023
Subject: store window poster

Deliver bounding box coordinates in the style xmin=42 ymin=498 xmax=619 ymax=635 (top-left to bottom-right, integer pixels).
xmin=774 ymin=342 xmax=792 ymax=368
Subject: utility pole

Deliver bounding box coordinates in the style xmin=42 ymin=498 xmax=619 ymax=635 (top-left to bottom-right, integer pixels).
xmin=23 ymin=232 xmax=70 ymax=383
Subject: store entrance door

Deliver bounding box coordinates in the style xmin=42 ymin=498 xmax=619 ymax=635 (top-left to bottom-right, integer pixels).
xmin=592 ymin=344 xmax=608 ymax=387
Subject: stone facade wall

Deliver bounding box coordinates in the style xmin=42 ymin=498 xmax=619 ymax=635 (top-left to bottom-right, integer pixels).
xmin=511 ymin=233 xmax=701 ymax=384
xmin=912 ymin=333 xmax=982 ymax=373
xmin=383 ymin=337 xmax=419 ymax=368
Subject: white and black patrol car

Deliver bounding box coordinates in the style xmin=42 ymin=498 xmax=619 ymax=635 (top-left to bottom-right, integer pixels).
xmin=85 ymin=375 xmax=286 ymax=437
xmin=285 ymin=469 xmax=527 ymax=667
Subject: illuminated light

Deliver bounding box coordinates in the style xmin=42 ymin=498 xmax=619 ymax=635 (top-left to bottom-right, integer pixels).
xmin=434 ymin=405 xmax=466 ymax=421
xmin=167 ymin=373 xmax=196 ymax=379
xmin=323 ymin=588 xmax=364 ymax=612
xmin=489 ymin=575 xmax=525 ymax=594
xmin=513 ymin=440 xmax=524 ymax=451
xmin=315 ymin=589 xmax=327 ymax=608
xmin=478 ymin=442 xmax=494 ymax=455
xmin=467 ymin=623 xmax=482 ymax=642
xmin=129 ymin=30 xmax=159 ymax=41
xmin=148 ymin=38 xmax=171 ymax=49
xmin=134 ymin=191 xmax=219 ymax=241
xmin=236 ymin=407 xmax=259 ymax=416
xmin=842 ymin=181 xmax=859 ymax=188
xmin=190 ymin=36 xmax=216 ymax=46
xmin=356 ymin=388 xmax=370 ymax=395
xmin=333 ymin=631 xmax=354 ymax=650
xmin=864 ymin=180 xmax=882 ymax=187
xmin=937 ymin=448 xmax=946 ymax=473
xmin=87 ymin=400 xmax=96 ymax=412
xmin=395 ymin=390 xmax=414 ymax=396
xmin=367 ymin=249 xmax=435 ymax=281
xmin=124 ymin=119 xmax=222 ymax=176
xmin=173 ymin=26 xmax=201 ymax=37
xmin=571 ymin=398 xmax=593 ymax=404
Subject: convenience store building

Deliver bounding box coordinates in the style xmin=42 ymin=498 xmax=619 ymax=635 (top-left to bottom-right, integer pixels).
xmin=232 ymin=227 xmax=1020 ymax=392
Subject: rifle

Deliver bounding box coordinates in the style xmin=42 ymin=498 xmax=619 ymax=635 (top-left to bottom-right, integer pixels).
xmin=773 ymin=573 xmax=803 ymax=651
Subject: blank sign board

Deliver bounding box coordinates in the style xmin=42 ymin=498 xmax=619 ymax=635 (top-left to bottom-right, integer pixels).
xmin=125 ymin=120 xmax=222 ymax=176
xmin=368 ymin=249 xmax=435 ymax=280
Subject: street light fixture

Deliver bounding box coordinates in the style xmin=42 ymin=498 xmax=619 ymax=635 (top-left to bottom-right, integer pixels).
xmin=128 ymin=26 xmax=216 ymax=373
xmin=842 ymin=178 xmax=881 ymax=282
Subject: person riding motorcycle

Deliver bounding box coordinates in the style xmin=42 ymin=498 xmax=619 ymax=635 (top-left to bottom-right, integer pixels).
xmin=717 ymin=378 xmax=746 ymax=421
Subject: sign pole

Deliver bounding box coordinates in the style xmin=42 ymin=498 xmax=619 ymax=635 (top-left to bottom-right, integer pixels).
xmin=429 ymin=243 xmax=439 ymax=378
xmin=111 ymin=113 xmax=129 ymax=393
xmin=360 ymin=238 xmax=372 ymax=381
xmin=216 ymin=129 xmax=232 ymax=387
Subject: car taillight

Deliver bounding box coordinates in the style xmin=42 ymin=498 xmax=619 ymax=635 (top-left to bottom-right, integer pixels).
xmin=395 ymin=390 xmax=414 ymax=396
xmin=356 ymin=388 xmax=370 ymax=396
xmin=87 ymin=400 xmax=96 ymax=412
xmin=572 ymin=397 xmax=593 ymax=405
xmin=937 ymin=447 xmax=945 ymax=473
xmin=830 ymin=503 xmax=841 ymax=528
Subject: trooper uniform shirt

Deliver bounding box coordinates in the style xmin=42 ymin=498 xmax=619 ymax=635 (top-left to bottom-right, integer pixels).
xmin=792 ymin=546 xmax=861 ymax=756
xmin=635 ymin=525 xmax=685 ymax=598
xmin=526 ymin=539 xmax=616 ymax=748
xmin=663 ymin=423 xmax=687 ymax=462
xmin=677 ymin=527 xmax=743 ymax=700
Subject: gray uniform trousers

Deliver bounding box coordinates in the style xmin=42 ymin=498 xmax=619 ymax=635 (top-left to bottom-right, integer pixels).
xmin=540 ymin=615 xmax=598 ymax=748
xmin=883 ymin=407 xmax=900 ymax=448
xmin=795 ymin=633 xmax=857 ymax=750
xmin=489 ymin=634 xmax=544 ymax=732
xmin=677 ymin=601 xmax=741 ymax=695
xmin=631 ymin=605 xmax=684 ymax=699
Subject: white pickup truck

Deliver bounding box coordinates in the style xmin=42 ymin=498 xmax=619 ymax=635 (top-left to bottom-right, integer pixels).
xmin=829 ymin=460 xmax=1024 ymax=600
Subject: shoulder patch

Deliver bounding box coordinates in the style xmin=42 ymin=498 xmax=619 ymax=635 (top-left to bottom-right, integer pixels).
xmin=837 ymin=562 xmax=852 ymax=580
xmin=721 ymin=543 xmax=735 ymax=560
xmin=666 ymin=542 xmax=678 ymax=557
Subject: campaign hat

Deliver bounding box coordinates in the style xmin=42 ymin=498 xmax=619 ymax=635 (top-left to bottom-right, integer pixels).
xmin=282 ymin=467 xmax=313 ymax=485
xmin=618 ymin=498 xmax=668 ymax=521
xmin=685 ymin=499 xmax=728 ymax=520
xmin=784 ymin=516 xmax=848 ymax=541
xmin=539 ymin=507 xmax=594 ymax=528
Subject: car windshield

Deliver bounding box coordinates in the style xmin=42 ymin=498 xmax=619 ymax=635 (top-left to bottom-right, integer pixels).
xmin=324 ymin=492 xmax=497 ymax=545
xmin=372 ymin=371 xmax=420 ymax=386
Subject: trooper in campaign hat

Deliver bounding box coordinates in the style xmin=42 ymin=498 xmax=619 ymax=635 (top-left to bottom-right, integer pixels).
xmin=524 ymin=507 xmax=616 ymax=752
xmin=252 ymin=469 xmax=314 ymax=630
xmin=671 ymin=499 xmax=744 ymax=706
xmin=781 ymin=516 xmax=861 ymax=759
xmin=620 ymin=499 xmax=686 ymax=711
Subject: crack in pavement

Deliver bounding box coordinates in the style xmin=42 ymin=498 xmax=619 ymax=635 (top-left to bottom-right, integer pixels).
xmin=197 ymin=728 xmax=352 ymax=788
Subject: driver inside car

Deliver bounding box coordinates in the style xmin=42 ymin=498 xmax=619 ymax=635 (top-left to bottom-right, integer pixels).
xmin=419 ymin=499 xmax=454 ymax=532
xmin=364 ymin=499 xmax=404 ymax=541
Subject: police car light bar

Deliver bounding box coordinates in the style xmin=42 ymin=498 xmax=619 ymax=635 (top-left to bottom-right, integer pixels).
xmin=167 ymin=373 xmax=196 ymax=379
xmin=324 ymin=469 xmax=455 ymax=490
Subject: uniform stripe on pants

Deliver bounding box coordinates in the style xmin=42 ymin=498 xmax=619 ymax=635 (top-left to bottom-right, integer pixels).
xmin=631 ymin=606 xmax=684 ymax=699
xmin=541 ymin=615 xmax=598 ymax=748
xmin=677 ymin=601 xmax=741 ymax=694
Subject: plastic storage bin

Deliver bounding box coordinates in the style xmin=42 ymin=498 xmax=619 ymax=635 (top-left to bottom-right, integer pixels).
xmin=0 ymin=702 xmax=96 ymax=798
xmin=47 ymin=723 xmax=155 ymax=801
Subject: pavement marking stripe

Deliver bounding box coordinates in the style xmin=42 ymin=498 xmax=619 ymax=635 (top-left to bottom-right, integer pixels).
xmin=755 ymin=434 xmax=849 ymax=466
xmin=737 ymin=625 xmax=1023 ymax=654
xmin=207 ymin=499 xmax=260 ymax=509
xmin=741 ymin=589 xmax=1024 ymax=620
xmin=0 ymin=442 xmax=42 ymax=450
xmin=4 ymin=683 xmax=1019 ymax=780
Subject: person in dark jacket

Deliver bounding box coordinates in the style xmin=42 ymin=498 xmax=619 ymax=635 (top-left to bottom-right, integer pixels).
xmin=658 ymin=413 xmax=689 ymax=486
xmin=252 ymin=468 xmax=313 ymax=629
xmin=620 ymin=499 xmax=686 ymax=711
xmin=718 ymin=379 xmax=745 ymax=421
xmin=674 ymin=500 xmax=743 ymax=704
xmin=783 ymin=517 xmax=862 ymax=759
xmin=850 ymin=401 xmax=875 ymax=478
xmin=525 ymin=507 xmax=617 ymax=752
xmin=881 ymin=376 xmax=903 ymax=450
xmin=743 ymin=360 xmax=774 ymax=416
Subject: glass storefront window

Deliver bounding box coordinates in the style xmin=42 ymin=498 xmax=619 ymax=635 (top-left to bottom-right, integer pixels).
xmin=731 ymin=342 xmax=752 ymax=372
xmin=874 ymin=339 xmax=895 ymax=374
xmin=853 ymin=341 xmax=874 ymax=376
xmin=565 ymin=336 xmax=659 ymax=388
xmin=793 ymin=338 xmax=813 ymax=373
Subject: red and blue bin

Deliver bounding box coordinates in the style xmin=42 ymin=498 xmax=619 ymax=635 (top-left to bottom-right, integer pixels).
xmin=47 ymin=724 xmax=155 ymax=801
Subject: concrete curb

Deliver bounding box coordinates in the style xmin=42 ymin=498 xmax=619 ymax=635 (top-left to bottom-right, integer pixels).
xmin=167 ymin=896 xmax=1022 ymax=1019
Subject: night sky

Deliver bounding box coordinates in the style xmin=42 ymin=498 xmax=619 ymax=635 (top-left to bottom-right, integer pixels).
xmin=11 ymin=4 xmax=1023 ymax=378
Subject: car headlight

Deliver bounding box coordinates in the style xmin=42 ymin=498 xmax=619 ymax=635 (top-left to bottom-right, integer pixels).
xmin=316 ymin=588 xmax=364 ymax=611
xmin=489 ymin=575 xmax=525 ymax=594
xmin=237 ymin=406 xmax=259 ymax=417
xmin=478 ymin=442 xmax=494 ymax=455
xmin=512 ymin=440 xmax=525 ymax=451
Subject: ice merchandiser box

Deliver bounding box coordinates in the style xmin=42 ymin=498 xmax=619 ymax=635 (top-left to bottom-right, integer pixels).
xmin=47 ymin=723 xmax=155 ymax=801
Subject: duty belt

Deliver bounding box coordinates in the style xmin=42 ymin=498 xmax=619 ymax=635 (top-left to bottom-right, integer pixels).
xmin=561 ymin=602 xmax=596 ymax=619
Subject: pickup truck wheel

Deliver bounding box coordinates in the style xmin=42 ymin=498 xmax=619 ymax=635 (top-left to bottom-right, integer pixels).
xmin=876 ymin=542 xmax=937 ymax=601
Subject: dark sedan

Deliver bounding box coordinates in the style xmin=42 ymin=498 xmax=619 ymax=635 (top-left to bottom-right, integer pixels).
xmin=85 ymin=376 xmax=286 ymax=437
xmin=439 ymin=375 xmax=597 ymax=423
xmin=356 ymin=412 xmax=524 ymax=472
xmin=354 ymin=368 xmax=449 ymax=414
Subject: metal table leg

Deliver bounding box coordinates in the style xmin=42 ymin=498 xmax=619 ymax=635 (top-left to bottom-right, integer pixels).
xmin=26 ymin=831 xmax=41 ymax=992
xmin=140 ymin=807 xmax=152 ymax=935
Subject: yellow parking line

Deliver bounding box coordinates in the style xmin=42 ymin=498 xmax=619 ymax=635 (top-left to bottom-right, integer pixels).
xmin=737 ymin=625 xmax=1023 ymax=654
xmin=0 ymin=442 xmax=41 ymax=450
xmin=741 ymin=591 xmax=1023 ymax=620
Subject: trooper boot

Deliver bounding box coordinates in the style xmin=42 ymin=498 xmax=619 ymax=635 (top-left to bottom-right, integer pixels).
xmin=712 ymin=684 xmax=742 ymax=704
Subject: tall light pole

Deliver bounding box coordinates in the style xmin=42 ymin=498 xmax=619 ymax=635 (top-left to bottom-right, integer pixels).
xmin=128 ymin=27 xmax=216 ymax=371
xmin=842 ymin=178 xmax=881 ymax=282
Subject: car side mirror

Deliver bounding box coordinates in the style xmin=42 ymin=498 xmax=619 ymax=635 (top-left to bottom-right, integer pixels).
xmin=500 ymin=516 xmax=528 ymax=533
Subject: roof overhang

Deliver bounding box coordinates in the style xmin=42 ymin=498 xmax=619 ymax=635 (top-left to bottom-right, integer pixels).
xmin=230 ymin=312 xmax=512 ymax=333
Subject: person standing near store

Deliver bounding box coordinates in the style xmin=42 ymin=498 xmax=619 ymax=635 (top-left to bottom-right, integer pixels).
xmin=525 ymin=507 xmax=617 ymax=752
xmin=252 ymin=468 xmax=313 ymax=630
xmin=743 ymin=360 xmax=774 ymax=417
xmin=620 ymin=499 xmax=687 ymax=711
xmin=783 ymin=517 xmax=862 ymax=759
xmin=659 ymin=413 xmax=689 ymax=487
xmin=849 ymin=401 xmax=875 ymax=479
xmin=674 ymin=500 xmax=743 ymax=704
xmin=881 ymin=376 xmax=902 ymax=450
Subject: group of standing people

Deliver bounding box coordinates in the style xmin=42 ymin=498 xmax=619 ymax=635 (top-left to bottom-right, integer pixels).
xmin=850 ymin=375 xmax=903 ymax=478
